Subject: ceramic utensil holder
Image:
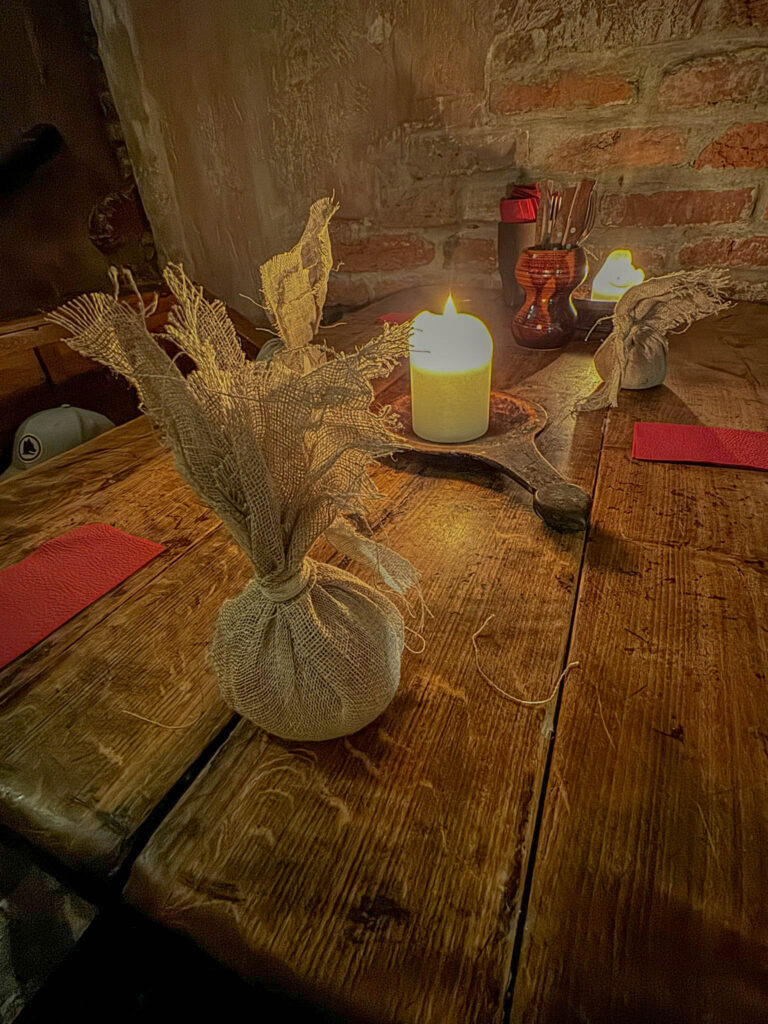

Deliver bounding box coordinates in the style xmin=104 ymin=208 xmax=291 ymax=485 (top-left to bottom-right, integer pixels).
xmin=511 ymin=247 xmax=588 ymax=350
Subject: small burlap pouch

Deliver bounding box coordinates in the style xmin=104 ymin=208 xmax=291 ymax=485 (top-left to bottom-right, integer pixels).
xmin=576 ymin=270 xmax=733 ymax=412
xmin=49 ymin=203 xmax=418 ymax=741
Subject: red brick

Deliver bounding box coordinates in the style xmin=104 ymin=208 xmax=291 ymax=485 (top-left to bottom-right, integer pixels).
xmin=325 ymin=274 xmax=371 ymax=308
xmin=727 ymin=0 xmax=768 ymax=28
xmin=491 ymin=71 xmax=633 ymax=114
xmin=378 ymin=181 xmax=460 ymax=227
xmin=411 ymin=92 xmax=484 ymax=129
xmin=658 ymin=52 xmax=768 ymax=109
xmin=679 ymin=235 xmax=768 ymax=268
xmin=628 ymin=246 xmax=668 ymax=278
xmin=495 ymin=0 xmax=710 ymax=53
xmin=695 ymin=122 xmax=768 ymax=169
xmin=406 ymin=129 xmax=521 ymax=181
xmin=461 ymin=179 xmax=510 ymax=223
xmin=444 ymin=235 xmax=497 ymax=270
xmin=330 ymin=228 xmax=435 ymax=273
xmin=600 ymin=189 xmax=753 ymax=227
xmin=368 ymin=271 xmax=445 ymax=304
xmin=546 ymin=128 xmax=685 ymax=172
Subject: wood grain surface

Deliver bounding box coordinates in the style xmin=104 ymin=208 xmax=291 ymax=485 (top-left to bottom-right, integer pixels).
xmin=510 ymin=301 xmax=768 ymax=1023
xmin=0 ymin=418 xmax=238 ymax=875
xmin=8 ymin=287 xmax=760 ymax=1021
xmin=0 ymin=526 xmax=247 ymax=876
xmin=0 ymin=348 xmax=46 ymax=400
xmin=123 ymin=288 xmax=607 ymax=1022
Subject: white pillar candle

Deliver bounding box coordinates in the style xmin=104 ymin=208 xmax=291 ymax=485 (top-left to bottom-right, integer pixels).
xmin=410 ymin=296 xmax=493 ymax=444
xmin=590 ymin=249 xmax=645 ymax=302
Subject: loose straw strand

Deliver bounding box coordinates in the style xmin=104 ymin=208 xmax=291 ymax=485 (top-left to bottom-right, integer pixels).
xmin=472 ymin=613 xmax=580 ymax=706
xmin=115 ymin=682 xmax=207 ymax=731
xmin=116 ymin=705 xmax=208 ymax=730
xmin=594 ymin=681 xmax=617 ymax=749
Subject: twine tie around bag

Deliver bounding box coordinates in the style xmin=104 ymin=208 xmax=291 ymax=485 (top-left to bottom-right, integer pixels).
xmin=256 ymin=560 xmax=316 ymax=604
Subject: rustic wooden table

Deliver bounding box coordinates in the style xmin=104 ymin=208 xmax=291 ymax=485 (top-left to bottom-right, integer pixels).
xmin=1 ymin=287 xmax=766 ymax=1023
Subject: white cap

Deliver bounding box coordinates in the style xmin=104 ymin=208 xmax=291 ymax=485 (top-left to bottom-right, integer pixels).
xmin=0 ymin=405 xmax=114 ymax=481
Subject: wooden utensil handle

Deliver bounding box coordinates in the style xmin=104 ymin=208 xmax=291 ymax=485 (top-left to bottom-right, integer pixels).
xmin=481 ymin=442 xmax=591 ymax=532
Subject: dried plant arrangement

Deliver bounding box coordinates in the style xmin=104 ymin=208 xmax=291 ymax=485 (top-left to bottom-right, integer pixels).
xmin=258 ymin=196 xmax=335 ymax=373
xmin=576 ymin=269 xmax=733 ymax=412
xmin=49 ymin=202 xmax=418 ymax=741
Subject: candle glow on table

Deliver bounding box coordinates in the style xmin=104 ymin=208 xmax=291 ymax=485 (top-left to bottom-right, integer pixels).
xmin=409 ymin=296 xmax=493 ymax=443
xmin=590 ymin=249 xmax=645 ymax=302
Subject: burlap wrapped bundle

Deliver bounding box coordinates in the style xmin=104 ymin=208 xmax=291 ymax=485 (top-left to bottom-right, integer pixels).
xmin=576 ymin=270 xmax=733 ymax=412
xmin=49 ymin=204 xmax=418 ymax=741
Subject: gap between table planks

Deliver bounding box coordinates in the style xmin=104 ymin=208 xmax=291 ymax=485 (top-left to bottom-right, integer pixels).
xmin=121 ymin=288 xmax=609 ymax=1024
xmin=510 ymin=302 xmax=768 ymax=1023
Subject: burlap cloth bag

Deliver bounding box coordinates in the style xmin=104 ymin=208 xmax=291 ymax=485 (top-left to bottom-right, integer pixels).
xmin=49 ymin=201 xmax=418 ymax=741
xmin=576 ymin=269 xmax=733 ymax=411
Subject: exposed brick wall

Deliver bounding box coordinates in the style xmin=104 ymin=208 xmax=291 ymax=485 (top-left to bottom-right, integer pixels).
xmin=325 ymin=1 xmax=768 ymax=308
xmin=93 ymin=0 xmax=768 ymax=315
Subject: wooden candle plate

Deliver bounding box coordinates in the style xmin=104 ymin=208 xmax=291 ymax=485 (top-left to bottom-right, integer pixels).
xmin=388 ymin=390 xmax=591 ymax=532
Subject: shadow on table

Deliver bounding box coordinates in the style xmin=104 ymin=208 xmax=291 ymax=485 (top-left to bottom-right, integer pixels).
xmin=390 ymin=449 xmax=510 ymax=494
xmin=16 ymin=906 xmax=353 ymax=1024
xmin=532 ymin=890 xmax=768 ymax=1023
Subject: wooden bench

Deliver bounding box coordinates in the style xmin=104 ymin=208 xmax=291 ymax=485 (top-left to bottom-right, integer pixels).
xmin=0 ymin=290 xmax=267 ymax=469
xmin=0 ymin=835 xmax=95 ymax=1020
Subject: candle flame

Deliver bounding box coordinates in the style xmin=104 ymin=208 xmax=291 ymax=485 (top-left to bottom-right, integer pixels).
xmin=443 ymin=294 xmax=457 ymax=316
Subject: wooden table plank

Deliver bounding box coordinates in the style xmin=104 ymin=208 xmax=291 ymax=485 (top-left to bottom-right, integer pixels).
xmin=0 ymin=417 xmax=157 ymax=560
xmin=595 ymin=304 xmax=768 ymax=562
xmin=511 ymin=302 xmax=768 ymax=1023
xmin=0 ymin=348 xmax=47 ymax=400
xmin=0 ymin=290 xmax=296 ymax=877
xmin=0 ymin=526 xmax=248 ymax=876
xmin=0 ymin=430 xmax=220 ymax=705
xmin=123 ymin=288 xmax=607 ymax=1023
xmin=0 ymin=419 xmax=238 ymax=876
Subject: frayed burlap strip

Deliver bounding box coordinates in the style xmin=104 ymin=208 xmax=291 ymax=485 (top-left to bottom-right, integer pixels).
xmin=576 ymin=270 xmax=733 ymax=412
xmin=259 ymin=196 xmax=337 ymax=374
xmin=49 ymin=205 xmax=418 ymax=742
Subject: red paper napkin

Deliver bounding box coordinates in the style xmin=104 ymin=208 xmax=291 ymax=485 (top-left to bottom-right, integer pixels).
xmin=376 ymin=312 xmax=413 ymax=325
xmin=632 ymin=422 xmax=768 ymax=471
xmin=0 ymin=523 xmax=165 ymax=670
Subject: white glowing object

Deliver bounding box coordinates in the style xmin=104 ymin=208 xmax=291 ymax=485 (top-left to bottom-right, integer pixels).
xmin=409 ymin=295 xmax=493 ymax=444
xmin=591 ymin=249 xmax=645 ymax=302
